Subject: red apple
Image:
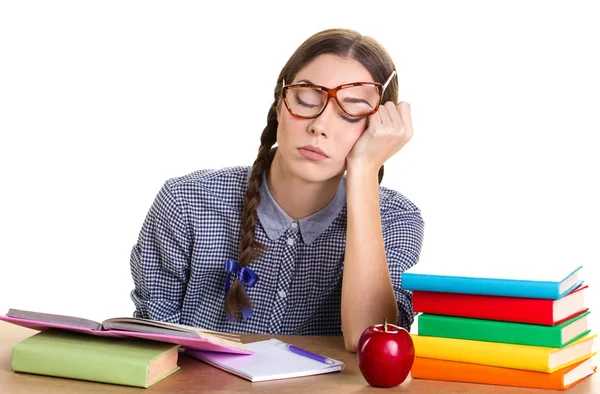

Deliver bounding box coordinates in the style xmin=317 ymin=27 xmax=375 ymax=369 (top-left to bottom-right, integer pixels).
xmin=357 ymin=318 xmax=415 ymax=388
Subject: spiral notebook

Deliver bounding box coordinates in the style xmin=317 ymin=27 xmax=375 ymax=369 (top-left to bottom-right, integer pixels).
xmin=186 ymin=338 xmax=345 ymax=382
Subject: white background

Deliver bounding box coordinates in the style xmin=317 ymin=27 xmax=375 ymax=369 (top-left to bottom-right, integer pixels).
xmin=1 ymin=1 xmax=598 ymax=332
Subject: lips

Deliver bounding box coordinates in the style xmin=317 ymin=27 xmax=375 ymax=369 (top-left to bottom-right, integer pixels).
xmin=299 ymin=145 xmax=328 ymax=157
xmin=298 ymin=145 xmax=328 ymax=162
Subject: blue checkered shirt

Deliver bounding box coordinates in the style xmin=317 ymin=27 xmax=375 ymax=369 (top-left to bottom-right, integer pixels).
xmin=130 ymin=166 xmax=424 ymax=335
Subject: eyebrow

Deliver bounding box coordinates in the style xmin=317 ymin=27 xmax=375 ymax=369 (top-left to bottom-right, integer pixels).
xmin=296 ymin=79 xmax=373 ymax=108
xmin=342 ymin=96 xmax=373 ymax=108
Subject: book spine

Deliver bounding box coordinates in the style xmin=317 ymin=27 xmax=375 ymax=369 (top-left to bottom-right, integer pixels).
xmin=11 ymin=341 xmax=147 ymax=387
xmin=412 ymin=290 xmax=554 ymax=324
xmin=417 ymin=314 xmax=562 ymax=347
xmin=411 ymin=357 xmax=568 ymax=390
xmin=402 ymin=273 xmax=561 ymax=299
xmin=411 ymin=334 xmax=551 ymax=371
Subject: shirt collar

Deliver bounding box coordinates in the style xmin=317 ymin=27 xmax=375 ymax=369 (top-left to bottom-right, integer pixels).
xmin=250 ymin=168 xmax=346 ymax=245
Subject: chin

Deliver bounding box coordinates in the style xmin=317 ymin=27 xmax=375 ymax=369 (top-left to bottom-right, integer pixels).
xmin=288 ymin=157 xmax=345 ymax=184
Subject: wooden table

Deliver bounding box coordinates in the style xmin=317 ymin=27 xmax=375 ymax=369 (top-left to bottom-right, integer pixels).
xmin=1 ymin=321 xmax=597 ymax=393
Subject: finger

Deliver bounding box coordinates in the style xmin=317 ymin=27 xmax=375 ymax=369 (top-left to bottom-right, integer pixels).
xmin=398 ymin=101 xmax=412 ymax=123
xmin=377 ymin=103 xmax=392 ymax=126
xmin=368 ymin=108 xmax=383 ymax=126
xmin=384 ymin=101 xmax=403 ymax=131
xmin=397 ymin=102 xmax=413 ymax=138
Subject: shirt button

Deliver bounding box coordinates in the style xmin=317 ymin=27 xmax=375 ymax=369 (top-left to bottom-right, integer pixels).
xmin=291 ymin=222 xmax=298 ymax=229
xmin=287 ymin=238 xmax=295 ymax=246
xmin=278 ymin=290 xmax=287 ymax=299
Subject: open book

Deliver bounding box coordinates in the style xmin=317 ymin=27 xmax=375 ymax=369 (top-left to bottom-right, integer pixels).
xmin=1 ymin=309 xmax=251 ymax=354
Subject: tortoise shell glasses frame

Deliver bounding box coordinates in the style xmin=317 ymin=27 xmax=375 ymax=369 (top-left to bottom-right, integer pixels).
xmin=281 ymin=70 xmax=397 ymax=120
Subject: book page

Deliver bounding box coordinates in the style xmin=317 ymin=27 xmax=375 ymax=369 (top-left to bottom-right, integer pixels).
xmin=6 ymin=309 xmax=103 ymax=330
xmin=102 ymin=318 xmax=196 ymax=334
xmin=102 ymin=321 xmax=202 ymax=338
xmin=102 ymin=318 xmax=240 ymax=339
xmin=195 ymin=332 xmax=246 ymax=351
xmin=101 ymin=318 xmax=245 ymax=350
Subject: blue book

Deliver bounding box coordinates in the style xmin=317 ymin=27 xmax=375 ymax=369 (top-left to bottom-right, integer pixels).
xmin=401 ymin=264 xmax=583 ymax=299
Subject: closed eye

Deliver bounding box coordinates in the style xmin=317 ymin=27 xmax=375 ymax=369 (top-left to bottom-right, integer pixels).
xmin=341 ymin=114 xmax=362 ymax=123
xmin=295 ymin=96 xmax=319 ymax=108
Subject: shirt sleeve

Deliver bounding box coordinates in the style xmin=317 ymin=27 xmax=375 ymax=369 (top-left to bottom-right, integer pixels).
xmin=382 ymin=199 xmax=425 ymax=331
xmin=130 ymin=180 xmax=192 ymax=323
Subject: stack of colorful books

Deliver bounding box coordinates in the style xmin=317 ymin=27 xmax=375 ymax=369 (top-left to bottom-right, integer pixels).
xmin=402 ymin=265 xmax=597 ymax=390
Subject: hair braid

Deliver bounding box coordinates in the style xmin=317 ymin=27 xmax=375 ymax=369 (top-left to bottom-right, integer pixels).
xmin=225 ymin=103 xmax=278 ymax=320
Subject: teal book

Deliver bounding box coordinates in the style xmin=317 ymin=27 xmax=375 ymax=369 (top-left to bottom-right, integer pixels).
xmin=12 ymin=329 xmax=180 ymax=388
xmin=417 ymin=311 xmax=591 ymax=348
xmin=401 ymin=264 xmax=583 ymax=299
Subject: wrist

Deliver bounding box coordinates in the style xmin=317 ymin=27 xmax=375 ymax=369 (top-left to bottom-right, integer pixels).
xmin=345 ymin=159 xmax=380 ymax=180
xmin=345 ymin=165 xmax=380 ymax=190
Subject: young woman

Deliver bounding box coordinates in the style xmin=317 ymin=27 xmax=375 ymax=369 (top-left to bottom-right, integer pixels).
xmin=130 ymin=28 xmax=424 ymax=352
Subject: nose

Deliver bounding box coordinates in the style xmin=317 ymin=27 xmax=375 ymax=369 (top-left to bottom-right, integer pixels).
xmin=309 ymin=123 xmax=327 ymax=137
xmin=308 ymin=96 xmax=340 ymax=138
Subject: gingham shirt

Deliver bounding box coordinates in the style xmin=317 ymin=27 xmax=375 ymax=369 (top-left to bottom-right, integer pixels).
xmin=130 ymin=166 xmax=424 ymax=335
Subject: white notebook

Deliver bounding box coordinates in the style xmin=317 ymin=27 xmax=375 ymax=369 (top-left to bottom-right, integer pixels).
xmin=186 ymin=338 xmax=345 ymax=382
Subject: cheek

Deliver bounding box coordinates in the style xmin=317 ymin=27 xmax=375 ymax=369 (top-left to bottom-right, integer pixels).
xmin=339 ymin=122 xmax=366 ymax=153
xmin=277 ymin=111 xmax=309 ymax=142
xmin=279 ymin=110 xmax=296 ymax=130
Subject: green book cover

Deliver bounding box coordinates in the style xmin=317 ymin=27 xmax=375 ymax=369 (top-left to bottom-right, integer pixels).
xmin=12 ymin=329 xmax=180 ymax=388
xmin=417 ymin=311 xmax=590 ymax=348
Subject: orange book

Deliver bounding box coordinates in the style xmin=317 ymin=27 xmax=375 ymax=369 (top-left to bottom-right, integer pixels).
xmin=411 ymin=355 xmax=596 ymax=390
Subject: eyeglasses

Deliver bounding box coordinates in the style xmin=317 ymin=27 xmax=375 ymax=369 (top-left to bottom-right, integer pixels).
xmin=281 ymin=70 xmax=396 ymax=120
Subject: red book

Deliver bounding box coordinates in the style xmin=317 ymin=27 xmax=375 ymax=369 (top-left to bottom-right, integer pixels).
xmin=412 ymin=285 xmax=588 ymax=325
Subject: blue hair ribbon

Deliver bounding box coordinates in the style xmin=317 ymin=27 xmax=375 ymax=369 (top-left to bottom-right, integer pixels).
xmin=224 ymin=259 xmax=258 ymax=320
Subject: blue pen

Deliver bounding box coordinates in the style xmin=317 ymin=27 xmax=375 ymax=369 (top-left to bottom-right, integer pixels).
xmin=275 ymin=340 xmax=335 ymax=365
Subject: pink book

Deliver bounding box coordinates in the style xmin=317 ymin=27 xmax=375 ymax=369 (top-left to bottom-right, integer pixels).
xmin=0 ymin=309 xmax=253 ymax=355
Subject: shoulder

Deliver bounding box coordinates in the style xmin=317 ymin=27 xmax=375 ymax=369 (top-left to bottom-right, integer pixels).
xmin=378 ymin=186 xmax=425 ymax=245
xmin=162 ymin=166 xmax=250 ymax=212
xmin=378 ymin=186 xmax=421 ymax=217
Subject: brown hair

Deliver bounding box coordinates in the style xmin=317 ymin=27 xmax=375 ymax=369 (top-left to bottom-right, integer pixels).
xmin=225 ymin=28 xmax=398 ymax=320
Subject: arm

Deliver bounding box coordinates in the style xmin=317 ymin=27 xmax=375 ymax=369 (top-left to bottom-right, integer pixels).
xmin=342 ymin=167 xmax=424 ymax=352
xmin=130 ymin=181 xmax=192 ymax=323
xmin=342 ymin=101 xmax=417 ymax=352
xmin=381 ymin=199 xmax=424 ymax=329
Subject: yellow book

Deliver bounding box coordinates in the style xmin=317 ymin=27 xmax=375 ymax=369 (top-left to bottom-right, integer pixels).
xmin=411 ymin=333 xmax=596 ymax=372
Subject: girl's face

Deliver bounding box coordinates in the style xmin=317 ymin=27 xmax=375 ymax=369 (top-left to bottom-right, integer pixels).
xmin=275 ymin=54 xmax=373 ymax=183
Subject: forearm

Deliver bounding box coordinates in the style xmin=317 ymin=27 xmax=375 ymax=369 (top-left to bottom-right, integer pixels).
xmin=341 ymin=166 xmax=398 ymax=352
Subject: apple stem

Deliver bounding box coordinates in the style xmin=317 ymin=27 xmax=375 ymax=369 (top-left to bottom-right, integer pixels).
xmin=384 ymin=318 xmax=388 ymax=332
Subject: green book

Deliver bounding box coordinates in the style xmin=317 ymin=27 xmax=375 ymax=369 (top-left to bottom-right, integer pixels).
xmin=12 ymin=329 xmax=180 ymax=388
xmin=417 ymin=311 xmax=591 ymax=348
